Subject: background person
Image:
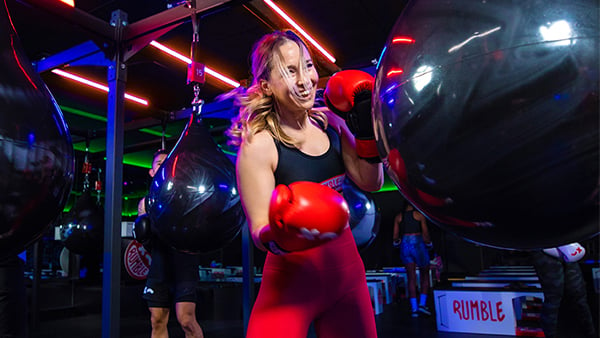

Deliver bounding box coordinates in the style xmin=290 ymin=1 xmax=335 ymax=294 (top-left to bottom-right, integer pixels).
xmin=392 ymin=202 xmax=432 ymax=317
xmin=135 ymin=149 xmax=204 ymax=338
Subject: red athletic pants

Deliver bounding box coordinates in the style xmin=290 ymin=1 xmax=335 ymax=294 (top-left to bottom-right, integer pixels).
xmin=246 ymin=228 xmax=377 ymax=338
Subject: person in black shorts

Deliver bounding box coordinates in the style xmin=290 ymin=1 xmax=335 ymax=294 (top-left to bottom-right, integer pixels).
xmin=137 ymin=149 xmax=204 ymax=338
xmin=393 ymin=202 xmax=432 ymax=318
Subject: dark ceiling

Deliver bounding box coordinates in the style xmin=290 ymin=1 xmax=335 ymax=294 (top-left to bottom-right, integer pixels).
xmin=7 ymin=0 xmax=407 ymax=215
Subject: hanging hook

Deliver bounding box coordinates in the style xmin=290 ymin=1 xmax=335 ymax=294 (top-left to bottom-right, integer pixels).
xmin=187 ymin=8 xmax=205 ymax=115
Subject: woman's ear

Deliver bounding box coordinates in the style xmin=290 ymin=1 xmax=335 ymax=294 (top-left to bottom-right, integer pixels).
xmin=260 ymin=79 xmax=272 ymax=96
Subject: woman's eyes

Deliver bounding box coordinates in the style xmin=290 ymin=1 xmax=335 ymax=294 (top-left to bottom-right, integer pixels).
xmin=286 ymin=62 xmax=313 ymax=76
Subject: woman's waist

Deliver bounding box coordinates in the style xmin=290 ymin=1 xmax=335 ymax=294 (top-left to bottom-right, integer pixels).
xmin=265 ymin=228 xmax=362 ymax=271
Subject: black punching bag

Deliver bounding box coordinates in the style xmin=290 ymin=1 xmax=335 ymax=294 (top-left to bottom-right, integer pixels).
xmin=63 ymin=190 xmax=104 ymax=256
xmin=146 ymin=104 xmax=244 ymax=253
xmin=374 ymin=0 xmax=599 ymax=249
xmin=0 ymin=2 xmax=74 ymax=259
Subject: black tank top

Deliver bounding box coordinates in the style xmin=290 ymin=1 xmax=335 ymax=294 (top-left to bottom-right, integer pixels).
xmin=274 ymin=125 xmax=345 ymax=192
xmin=401 ymin=210 xmax=422 ymax=234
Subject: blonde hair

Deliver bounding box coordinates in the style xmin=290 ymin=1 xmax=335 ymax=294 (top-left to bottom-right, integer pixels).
xmin=226 ymin=30 xmax=327 ymax=148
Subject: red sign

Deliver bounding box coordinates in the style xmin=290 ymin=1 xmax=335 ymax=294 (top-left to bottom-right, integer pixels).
xmin=124 ymin=240 xmax=152 ymax=280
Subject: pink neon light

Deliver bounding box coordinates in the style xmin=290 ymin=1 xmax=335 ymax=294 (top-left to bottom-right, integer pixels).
xmin=51 ymin=69 xmax=149 ymax=106
xmin=263 ymin=0 xmax=336 ymax=63
xmin=149 ymin=41 xmax=240 ymax=88
xmin=392 ymin=36 xmax=415 ymax=44
xmin=386 ymin=69 xmax=404 ymax=77
xmin=60 ymin=0 xmax=75 ymax=7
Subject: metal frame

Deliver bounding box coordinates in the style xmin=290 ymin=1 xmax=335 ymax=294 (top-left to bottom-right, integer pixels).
xmin=21 ymin=1 xmax=239 ymax=337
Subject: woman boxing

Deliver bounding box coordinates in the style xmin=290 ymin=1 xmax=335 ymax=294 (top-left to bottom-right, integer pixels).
xmin=226 ymin=30 xmax=383 ymax=338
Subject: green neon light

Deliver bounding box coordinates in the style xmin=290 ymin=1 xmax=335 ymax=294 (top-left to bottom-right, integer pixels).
xmin=376 ymin=183 xmax=399 ymax=193
xmin=221 ymin=148 xmax=237 ymax=157
xmin=61 ymin=105 xmax=172 ymax=139
xmin=60 ymin=105 xmax=107 ymax=122
xmin=139 ymin=128 xmax=172 ymax=138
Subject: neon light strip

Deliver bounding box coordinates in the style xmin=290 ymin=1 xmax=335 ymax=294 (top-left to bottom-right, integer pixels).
xmin=139 ymin=128 xmax=172 ymax=138
xmin=60 ymin=0 xmax=75 ymax=6
xmin=386 ymin=69 xmax=403 ymax=77
xmin=59 ymin=105 xmax=107 ymax=121
xmin=51 ymin=69 xmax=149 ymax=106
xmin=263 ymin=0 xmax=336 ymax=63
xmin=60 ymin=105 xmax=172 ymax=138
xmin=392 ymin=36 xmax=415 ymax=44
xmin=149 ymin=41 xmax=240 ymax=88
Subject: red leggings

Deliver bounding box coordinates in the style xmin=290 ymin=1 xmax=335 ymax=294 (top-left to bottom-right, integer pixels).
xmin=246 ymin=228 xmax=377 ymax=338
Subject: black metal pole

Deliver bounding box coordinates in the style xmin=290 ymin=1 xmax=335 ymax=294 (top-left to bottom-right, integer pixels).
xmin=101 ymin=9 xmax=127 ymax=338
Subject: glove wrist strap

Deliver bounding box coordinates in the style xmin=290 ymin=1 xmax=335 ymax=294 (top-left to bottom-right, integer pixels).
xmin=259 ymin=225 xmax=289 ymax=255
xmin=263 ymin=241 xmax=289 ymax=255
xmin=355 ymin=139 xmax=381 ymax=163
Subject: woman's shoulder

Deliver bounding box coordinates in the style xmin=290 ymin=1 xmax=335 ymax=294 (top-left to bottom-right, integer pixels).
xmin=323 ymin=109 xmax=344 ymax=133
xmin=239 ymin=130 xmax=277 ymax=158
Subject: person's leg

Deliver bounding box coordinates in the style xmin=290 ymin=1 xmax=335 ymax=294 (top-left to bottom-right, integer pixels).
xmin=563 ymin=262 xmax=597 ymax=338
xmin=175 ymin=302 xmax=203 ymax=338
xmin=405 ymin=262 xmax=419 ymax=316
xmin=143 ymin=243 xmax=173 ymax=338
xmin=405 ymin=262 xmax=417 ymax=299
xmin=418 ymin=265 xmax=430 ymax=296
xmin=246 ymin=258 xmax=318 ymax=338
xmin=314 ymin=281 xmax=377 ymax=338
xmin=400 ymin=236 xmax=419 ymax=316
xmin=417 ymin=264 xmax=431 ymax=315
xmin=172 ymin=251 xmax=202 ymax=338
xmin=149 ymin=307 xmax=170 ymax=338
xmin=532 ymin=251 xmax=564 ymax=338
xmin=414 ymin=237 xmax=431 ymax=314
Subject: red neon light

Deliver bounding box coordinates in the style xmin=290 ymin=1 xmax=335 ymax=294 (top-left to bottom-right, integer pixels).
xmin=386 ymin=69 xmax=404 ymax=77
xmin=50 ymin=69 xmax=149 ymax=106
xmin=60 ymin=0 xmax=75 ymax=7
xmin=149 ymin=41 xmax=240 ymax=88
xmin=392 ymin=36 xmax=416 ymax=44
xmin=263 ymin=0 xmax=336 ymax=63
xmin=11 ymin=36 xmax=37 ymax=90
xmin=171 ymin=155 xmax=179 ymax=178
xmin=4 ymin=0 xmax=37 ymax=90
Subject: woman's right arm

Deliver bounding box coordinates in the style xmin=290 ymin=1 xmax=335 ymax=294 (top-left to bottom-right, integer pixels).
xmin=236 ymin=131 xmax=278 ymax=251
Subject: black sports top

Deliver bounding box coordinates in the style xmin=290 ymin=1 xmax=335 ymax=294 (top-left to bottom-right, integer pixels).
xmin=274 ymin=124 xmax=345 ymax=192
xmin=401 ymin=209 xmax=422 ymax=234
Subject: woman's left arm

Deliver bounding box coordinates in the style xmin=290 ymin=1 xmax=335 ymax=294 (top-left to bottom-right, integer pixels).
xmin=326 ymin=110 xmax=383 ymax=192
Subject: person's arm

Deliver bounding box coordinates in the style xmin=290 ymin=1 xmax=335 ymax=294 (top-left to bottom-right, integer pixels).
xmin=326 ymin=110 xmax=383 ymax=192
xmin=322 ymin=70 xmax=383 ymax=192
xmin=236 ymin=131 xmax=278 ymax=252
xmin=137 ymin=198 xmax=145 ymax=216
xmin=392 ymin=213 xmax=402 ymax=247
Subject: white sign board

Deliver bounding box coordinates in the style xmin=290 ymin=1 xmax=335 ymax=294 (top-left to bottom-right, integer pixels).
xmin=434 ymin=289 xmax=544 ymax=336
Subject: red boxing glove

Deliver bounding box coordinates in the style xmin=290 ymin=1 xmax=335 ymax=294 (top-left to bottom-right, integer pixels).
xmin=259 ymin=181 xmax=350 ymax=254
xmin=324 ymin=69 xmax=380 ymax=163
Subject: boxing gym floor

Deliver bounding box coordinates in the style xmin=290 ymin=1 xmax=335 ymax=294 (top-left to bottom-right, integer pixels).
xmin=25 ymin=280 xmax=492 ymax=338
xmin=27 ymin=275 xmax=598 ymax=338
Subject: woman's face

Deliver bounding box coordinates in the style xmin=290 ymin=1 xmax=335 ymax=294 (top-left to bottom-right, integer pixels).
xmin=264 ymin=41 xmax=318 ymax=115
